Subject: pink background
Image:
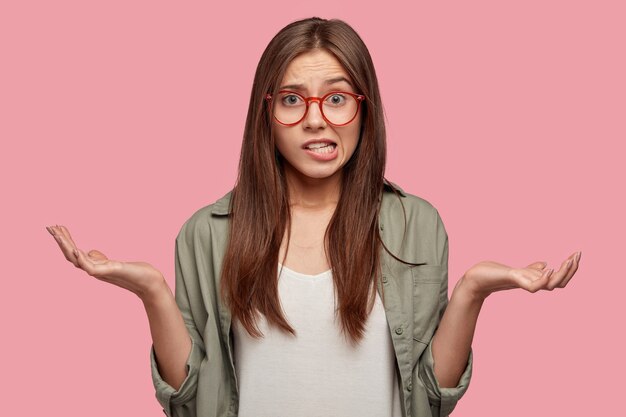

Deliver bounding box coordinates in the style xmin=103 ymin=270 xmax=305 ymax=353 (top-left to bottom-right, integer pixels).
xmin=2 ymin=0 xmax=624 ymax=415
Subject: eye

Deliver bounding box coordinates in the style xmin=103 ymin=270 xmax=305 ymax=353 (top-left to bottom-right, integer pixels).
xmin=281 ymin=94 xmax=303 ymax=106
xmin=325 ymin=93 xmax=346 ymax=106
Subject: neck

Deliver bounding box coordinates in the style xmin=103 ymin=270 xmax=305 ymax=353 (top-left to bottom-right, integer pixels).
xmin=283 ymin=165 xmax=342 ymax=211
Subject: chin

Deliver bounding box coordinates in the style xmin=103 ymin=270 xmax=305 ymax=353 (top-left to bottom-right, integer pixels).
xmin=291 ymin=165 xmax=338 ymax=180
xmin=281 ymin=156 xmax=343 ymax=180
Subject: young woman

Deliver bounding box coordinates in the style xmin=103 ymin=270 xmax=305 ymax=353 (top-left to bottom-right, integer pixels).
xmin=46 ymin=17 xmax=581 ymax=417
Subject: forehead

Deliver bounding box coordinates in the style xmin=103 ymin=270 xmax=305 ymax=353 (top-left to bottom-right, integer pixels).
xmin=280 ymin=49 xmax=351 ymax=85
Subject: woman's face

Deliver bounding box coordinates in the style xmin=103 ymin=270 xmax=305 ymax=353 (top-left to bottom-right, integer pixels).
xmin=272 ymin=49 xmax=362 ymax=184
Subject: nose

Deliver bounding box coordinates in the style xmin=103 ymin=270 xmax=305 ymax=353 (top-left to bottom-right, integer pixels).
xmin=302 ymin=99 xmax=327 ymax=130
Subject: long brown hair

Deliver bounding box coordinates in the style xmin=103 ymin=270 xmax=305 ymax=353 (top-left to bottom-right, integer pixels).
xmin=221 ymin=17 xmax=396 ymax=346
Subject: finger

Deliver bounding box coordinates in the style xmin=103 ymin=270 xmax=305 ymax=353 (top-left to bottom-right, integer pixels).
xmin=47 ymin=225 xmax=63 ymax=250
xmin=520 ymin=267 xmax=545 ymax=280
xmin=526 ymin=261 xmax=548 ymax=271
xmin=49 ymin=225 xmax=79 ymax=266
xmin=511 ymin=267 xmax=552 ymax=293
xmin=50 ymin=225 xmax=76 ymax=251
xmin=545 ymin=254 xmax=577 ymax=290
xmin=559 ymin=251 xmax=581 ymax=287
xmin=54 ymin=225 xmax=110 ymax=263
xmin=74 ymin=248 xmax=103 ymax=276
xmin=526 ymin=268 xmax=554 ymax=292
xmin=87 ymin=249 xmax=109 ymax=262
xmin=75 ymin=248 xmax=121 ymax=279
xmin=46 ymin=226 xmax=64 ymax=247
xmin=57 ymin=225 xmax=79 ymax=250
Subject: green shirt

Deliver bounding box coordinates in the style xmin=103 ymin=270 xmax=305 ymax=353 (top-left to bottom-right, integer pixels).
xmin=150 ymin=179 xmax=473 ymax=417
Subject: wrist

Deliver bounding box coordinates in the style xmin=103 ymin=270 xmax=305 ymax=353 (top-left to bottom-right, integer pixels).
xmin=454 ymin=274 xmax=489 ymax=304
xmin=139 ymin=277 xmax=172 ymax=307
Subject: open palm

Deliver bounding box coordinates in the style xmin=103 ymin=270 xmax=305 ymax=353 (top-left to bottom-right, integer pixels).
xmin=46 ymin=225 xmax=164 ymax=300
xmin=463 ymin=251 xmax=581 ymax=299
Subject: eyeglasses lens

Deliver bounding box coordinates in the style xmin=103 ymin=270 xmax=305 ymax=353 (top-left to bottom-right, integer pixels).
xmin=273 ymin=92 xmax=359 ymax=125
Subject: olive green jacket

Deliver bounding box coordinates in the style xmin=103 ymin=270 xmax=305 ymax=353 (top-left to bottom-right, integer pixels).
xmin=150 ymin=180 xmax=473 ymax=417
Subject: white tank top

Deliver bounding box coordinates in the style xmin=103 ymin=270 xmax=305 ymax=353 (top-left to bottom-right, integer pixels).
xmin=232 ymin=263 xmax=403 ymax=417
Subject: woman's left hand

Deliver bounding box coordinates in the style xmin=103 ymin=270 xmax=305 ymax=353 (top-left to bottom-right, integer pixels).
xmin=461 ymin=251 xmax=581 ymax=300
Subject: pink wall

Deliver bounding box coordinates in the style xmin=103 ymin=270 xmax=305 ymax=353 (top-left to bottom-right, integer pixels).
xmin=2 ymin=0 xmax=623 ymax=415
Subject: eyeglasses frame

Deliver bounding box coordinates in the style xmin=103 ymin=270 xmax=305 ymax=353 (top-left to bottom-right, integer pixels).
xmin=265 ymin=90 xmax=366 ymax=127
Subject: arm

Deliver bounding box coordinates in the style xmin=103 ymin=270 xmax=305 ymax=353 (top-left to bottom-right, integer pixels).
xmin=149 ymin=228 xmax=207 ymax=417
xmin=422 ymin=208 xmax=581 ymax=415
xmin=142 ymin=281 xmax=192 ymax=391
xmin=430 ymin=277 xmax=484 ymax=388
xmin=431 ymin=227 xmax=581 ymax=389
xmin=415 ymin=210 xmax=473 ymax=417
xmin=46 ymin=223 xmax=203 ymax=417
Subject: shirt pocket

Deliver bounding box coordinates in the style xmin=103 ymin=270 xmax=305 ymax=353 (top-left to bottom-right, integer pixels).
xmin=411 ymin=265 xmax=444 ymax=362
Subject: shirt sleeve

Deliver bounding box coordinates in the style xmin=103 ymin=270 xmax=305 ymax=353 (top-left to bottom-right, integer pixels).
xmin=149 ymin=225 xmax=207 ymax=417
xmin=417 ymin=209 xmax=473 ymax=417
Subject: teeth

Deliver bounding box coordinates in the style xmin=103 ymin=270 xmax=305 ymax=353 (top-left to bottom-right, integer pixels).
xmin=307 ymin=142 xmax=335 ymax=149
xmin=309 ymin=144 xmax=335 ymax=154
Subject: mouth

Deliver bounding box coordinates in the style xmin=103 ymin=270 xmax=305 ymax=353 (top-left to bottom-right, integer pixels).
xmin=302 ymin=139 xmax=338 ymax=152
xmin=304 ymin=143 xmax=337 ymax=154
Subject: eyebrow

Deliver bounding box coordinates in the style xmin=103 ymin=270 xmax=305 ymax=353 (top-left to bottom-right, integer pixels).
xmin=279 ymin=76 xmax=354 ymax=91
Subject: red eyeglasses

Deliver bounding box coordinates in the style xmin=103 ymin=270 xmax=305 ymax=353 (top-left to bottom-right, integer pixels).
xmin=265 ymin=90 xmax=365 ymax=126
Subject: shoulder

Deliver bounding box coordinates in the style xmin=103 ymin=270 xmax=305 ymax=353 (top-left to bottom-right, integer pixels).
xmin=381 ymin=179 xmax=447 ymax=264
xmin=382 ymin=179 xmax=441 ymax=220
xmin=176 ymin=189 xmax=232 ymax=244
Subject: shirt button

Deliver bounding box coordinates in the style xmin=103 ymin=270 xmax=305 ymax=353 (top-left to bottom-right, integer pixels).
xmin=395 ymin=327 xmax=403 ymax=335
xmin=379 ymin=224 xmax=384 ymax=231
xmin=382 ymin=275 xmax=388 ymax=283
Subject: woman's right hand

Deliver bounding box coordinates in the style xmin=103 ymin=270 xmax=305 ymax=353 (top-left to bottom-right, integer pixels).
xmin=46 ymin=224 xmax=166 ymax=301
